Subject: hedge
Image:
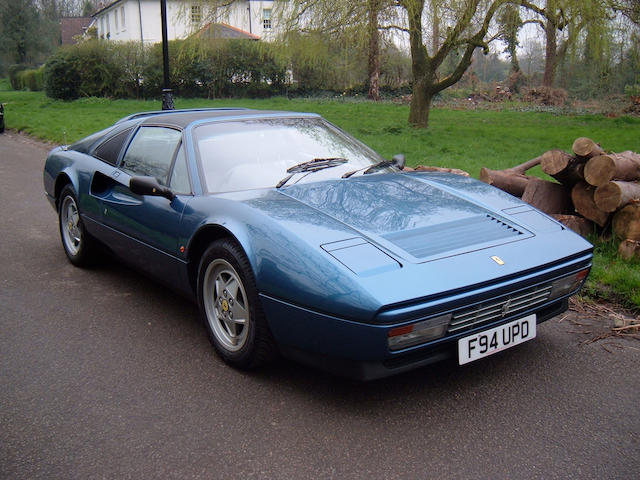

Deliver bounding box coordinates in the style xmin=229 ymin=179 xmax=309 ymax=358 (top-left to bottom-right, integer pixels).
xmin=43 ymin=39 xmax=288 ymax=100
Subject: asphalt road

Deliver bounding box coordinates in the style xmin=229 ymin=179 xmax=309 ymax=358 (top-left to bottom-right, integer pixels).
xmin=1 ymin=131 xmax=639 ymax=480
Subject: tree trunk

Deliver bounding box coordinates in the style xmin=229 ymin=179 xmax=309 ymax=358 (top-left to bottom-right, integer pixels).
xmin=542 ymin=17 xmax=558 ymax=87
xmin=430 ymin=0 xmax=439 ymax=54
xmin=521 ymin=178 xmax=573 ymax=214
xmin=408 ymin=85 xmax=433 ymax=128
xmin=594 ymin=181 xmax=640 ymax=212
xmin=571 ymin=182 xmax=611 ymax=227
xmin=612 ymin=204 xmax=640 ymax=240
xmin=367 ymin=0 xmax=381 ymax=101
xmin=584 ymin=151 xmax=640 ymax=186
xmin=572 ymin=137 xmax=605 ymax=159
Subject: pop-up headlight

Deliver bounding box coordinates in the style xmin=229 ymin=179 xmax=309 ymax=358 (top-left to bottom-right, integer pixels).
xmin=388 ymin=314 xmax=451 ymax=351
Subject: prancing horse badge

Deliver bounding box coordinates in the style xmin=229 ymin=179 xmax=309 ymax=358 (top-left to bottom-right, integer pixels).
xmin=491 ymin=256 xmax=505 ymax=265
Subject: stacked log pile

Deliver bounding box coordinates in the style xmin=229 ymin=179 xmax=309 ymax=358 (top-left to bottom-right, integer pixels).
xmin=479 ymin=137 xmax=640 ymax=259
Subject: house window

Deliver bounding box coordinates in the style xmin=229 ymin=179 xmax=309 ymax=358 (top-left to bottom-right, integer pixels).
xmin=191 ymin=4 xmax=202 ymax=24
xmin=114 ymin=9 xmax=119 ymax=31
xmin=263 ymin=9 xmax=272 ymax=30
xmin=121 ymin=6 xmax=126 ymax=29
xmin=100 ymin=17 xmax=105 ymax=38
xmin=106 ymin=13 xmax=111 ymax=38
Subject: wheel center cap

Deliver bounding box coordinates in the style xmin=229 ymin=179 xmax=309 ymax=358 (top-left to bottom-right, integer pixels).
xmin=221 ymin=299 xmax=229 ymax=312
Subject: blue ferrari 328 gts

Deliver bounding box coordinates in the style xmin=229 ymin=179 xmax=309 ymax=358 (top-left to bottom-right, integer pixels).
xmin=44 ymin=108 xmax=593 ymax=380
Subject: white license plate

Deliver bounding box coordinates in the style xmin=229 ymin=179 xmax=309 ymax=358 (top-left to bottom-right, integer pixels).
xmin=458 ymin=314 xmax=537 ymax=365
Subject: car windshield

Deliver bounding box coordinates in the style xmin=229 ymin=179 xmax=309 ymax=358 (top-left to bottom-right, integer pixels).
xmin=194 ymin=117 xmax=387 ymax=193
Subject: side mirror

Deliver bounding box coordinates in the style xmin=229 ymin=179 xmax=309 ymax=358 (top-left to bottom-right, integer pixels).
xmin=391 ymin=154 xmax=406 ymax=170
xmin=130 ymin=176 xmax=175 ymax=201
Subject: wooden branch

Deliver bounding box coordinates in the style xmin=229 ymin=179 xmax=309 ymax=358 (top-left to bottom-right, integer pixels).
xmin=412 ymin=165 xmax=470 ymax=176
xmin=479 ymin=154 xmax=543 ymax=197
xmin=584 ymin=151 xmax=640 ymax=187
xmin=571 ymin=182 xmax=611 ymax=227
xmin=594 ymin=181 xmax=640 ymax=212
xmin=551 ymin=214 xmax=594 ymax=237
xmin=572 ymin=137 xmax=605 ymax=159
xmin=521 ymin=178 xmax=572 ymax=215
xmin=612 ymin=204 xmax=640 ymax=241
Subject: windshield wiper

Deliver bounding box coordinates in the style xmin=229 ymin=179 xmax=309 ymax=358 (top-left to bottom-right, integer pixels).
xmin=342 ymin=154 xmax=406 ymax=178
xmin=342 ymin=160 xmax=392 ymax=178
xmin=276 ymin=157 xmax=348 ymax=188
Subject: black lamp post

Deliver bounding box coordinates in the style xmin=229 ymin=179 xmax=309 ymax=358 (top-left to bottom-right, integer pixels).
xmin=160 ymin=0 xmax=174 ymax=110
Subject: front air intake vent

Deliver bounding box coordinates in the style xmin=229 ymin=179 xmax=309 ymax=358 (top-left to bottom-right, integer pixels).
xmin=383 ymin=214 xmax=523 ymax=259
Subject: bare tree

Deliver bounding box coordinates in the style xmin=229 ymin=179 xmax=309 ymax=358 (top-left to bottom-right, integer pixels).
xmin=399 ymin=0 xmax=511 ymax=127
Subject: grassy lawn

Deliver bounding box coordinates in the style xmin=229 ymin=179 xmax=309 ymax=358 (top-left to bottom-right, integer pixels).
xmin=2 ymin=82 xmax=639 ymax=310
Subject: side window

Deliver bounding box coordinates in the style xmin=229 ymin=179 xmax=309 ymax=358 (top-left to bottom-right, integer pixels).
xmin=169 ymin=145 xmax=191 ymax=194
xmin=121 ymin=127 xmax=182 ymax=185
xmin=93 ymin=127 xmax=134 ymax=166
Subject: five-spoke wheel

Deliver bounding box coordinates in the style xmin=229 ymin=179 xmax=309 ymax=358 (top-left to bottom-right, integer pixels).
xmin=58 ymin=185 xmax=95 ymax=267
xmin=197 ymin=239 xmax=277 ymax=368
xmin=202 ymin=258 xmax=251 ymax=352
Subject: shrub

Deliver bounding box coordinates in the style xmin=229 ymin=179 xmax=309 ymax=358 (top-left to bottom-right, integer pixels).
xmin=143 ymin=39 xmax=288 ymax=99
xmin=15 ymin=67 xmax=45 ymax=91
xmin=44 ymin=52 xmax=80 ymax=100
xmin=8 ymin=64 xmax=29 ymax=90
xmin=45 ymin=41 xmax=133 ymax=100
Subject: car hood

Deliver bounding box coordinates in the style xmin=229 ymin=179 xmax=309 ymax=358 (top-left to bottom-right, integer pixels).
xmin=280 ymin=173 xmax=530 ymax=262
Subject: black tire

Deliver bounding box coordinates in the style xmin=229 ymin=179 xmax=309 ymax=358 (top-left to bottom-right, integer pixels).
xmin=58 ymin=185 xmax=96 ymax=267
xmin=197 ymin=239 xmax=277 ymax=369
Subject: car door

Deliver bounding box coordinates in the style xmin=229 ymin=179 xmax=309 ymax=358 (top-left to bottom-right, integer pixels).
xmin=97 ymin=125 xmax=192 ymax=280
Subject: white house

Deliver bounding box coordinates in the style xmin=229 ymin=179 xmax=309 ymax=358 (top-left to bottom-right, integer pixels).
xmin=93 ymin=0 xmax=278 ymax=43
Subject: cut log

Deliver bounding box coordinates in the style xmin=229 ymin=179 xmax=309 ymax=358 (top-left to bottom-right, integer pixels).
xmin=583 ymin=151 xmax=640 ymax=186
xmin=612 ymin=204 xmax=640 ymax=241
xmin=540 ymin=150 xmax=585 ymax=186
xmin=521 ymin=178 xmax=573 ymax=214
xmin=571 ymin=182 xmax=611 ymax=227
xmin=413 ymin=165 xmax=470 ymax=176
xmin=479 ymin=155 xmax=543 ymax=197
xmin=594 ymin=181 xmax=640 ymax=212
xmin=618 ymin=239 xmax=640 ymax=260
xmin=479 ymin=169 xmax=531 ymax=196
xmin=572 ymin=137 xmax=605 ymax=159
xmin=551 ymin=214 xmax=595 ymax=237
xmin=540 ymin=150 xmax=575 ymax=175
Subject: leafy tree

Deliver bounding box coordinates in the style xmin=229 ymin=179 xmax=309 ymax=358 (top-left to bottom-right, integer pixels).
xmin=280 ymin=0 xmax=400 ymax=100
xmin=498 ymin=4 xmax=523 ymax=73
xmin=518 ymin=0 xmax=608 ymax=87
xmin=0 ymin=0 xmax=44 ymax=64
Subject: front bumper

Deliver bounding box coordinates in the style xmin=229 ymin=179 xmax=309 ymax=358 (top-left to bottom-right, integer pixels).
xmin=259 ymin=254 xmax=591 ymax=380
xmin=261 ymin=292 xmax=568 ymax=381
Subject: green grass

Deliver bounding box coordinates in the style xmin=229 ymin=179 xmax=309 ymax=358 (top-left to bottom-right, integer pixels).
xmin=2 ymin=85 xmax=639 ymax=310
xmin=583 ymin=237 xmax=640 ymax=310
